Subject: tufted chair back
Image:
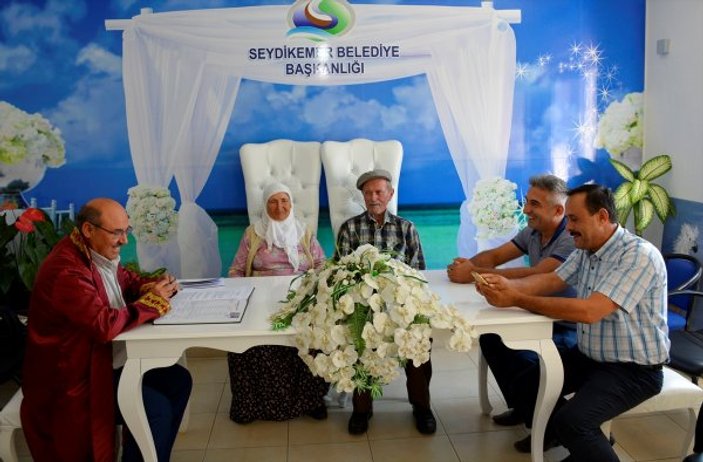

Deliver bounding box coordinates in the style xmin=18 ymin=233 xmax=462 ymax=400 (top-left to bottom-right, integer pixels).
xmin=321 ymin=139 xmax=403 ymax=239
xmin=240 ymin=140 xmax=321 ymax=235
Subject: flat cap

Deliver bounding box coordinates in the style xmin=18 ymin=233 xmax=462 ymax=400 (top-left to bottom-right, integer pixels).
xmin=356 ymin=169 xmax=393 ymax=190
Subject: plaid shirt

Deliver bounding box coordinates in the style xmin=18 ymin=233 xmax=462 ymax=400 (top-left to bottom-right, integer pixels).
xmin=556 ymin=226 xmax=669 ymax=365
xmin=335 ymin=210 xmax=426 ymax=270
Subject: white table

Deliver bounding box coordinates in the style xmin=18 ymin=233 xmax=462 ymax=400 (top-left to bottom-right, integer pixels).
xmin=115 ymin=270 xmax=562 ymax=462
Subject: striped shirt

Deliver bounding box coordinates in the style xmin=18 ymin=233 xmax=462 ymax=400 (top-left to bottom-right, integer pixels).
xmin=335 ymin=211 xmax=426 ymax=270
xmin=555 ymin=226 xmax=670 ymax=365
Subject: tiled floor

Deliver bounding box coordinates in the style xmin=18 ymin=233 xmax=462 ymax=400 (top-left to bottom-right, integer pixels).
xmin=1 ymin=346 xmax=695 ymax=462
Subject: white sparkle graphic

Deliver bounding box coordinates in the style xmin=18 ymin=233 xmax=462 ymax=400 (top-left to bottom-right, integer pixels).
xmin=584 ymin=44 xmax=603 ymax=65
xmin=516 ymin=62 xmax=530 ymax=79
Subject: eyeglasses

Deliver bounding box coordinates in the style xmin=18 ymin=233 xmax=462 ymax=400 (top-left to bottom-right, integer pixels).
xmin=89 ymin=222 xmax=133 ymax=239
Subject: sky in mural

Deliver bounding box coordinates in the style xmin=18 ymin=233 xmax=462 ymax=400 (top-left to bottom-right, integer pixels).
xmin=0 ymin=0 xmax=644 ymax=211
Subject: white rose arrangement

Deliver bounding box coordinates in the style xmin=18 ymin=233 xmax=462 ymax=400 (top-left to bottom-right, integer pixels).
xmin=125 ymin=185 xmax=178 ymax=244
xmin=270 ymin=244 xmax=476 ymax=398
xmin=468 ymin=177 xmax=522 ymax=239
xmin=594 ymin=92 xmax=643 ymax=156
xmin=0 ymin=101 xmax=65 ymax=168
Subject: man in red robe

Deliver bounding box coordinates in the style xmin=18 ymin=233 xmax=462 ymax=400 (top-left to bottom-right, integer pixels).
xmin=21 ymin=198 xmax=191 ymax=461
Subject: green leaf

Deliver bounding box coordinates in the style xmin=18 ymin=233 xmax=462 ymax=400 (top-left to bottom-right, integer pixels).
xmin=609 ymin=158 xmax=636 ymax=182
xmin=629 ymin=179 xmax=649 ymax=204
xmin=614 ymin=182 xmax=633 ymax=207
xmin=348 ymin=303 xmax=369 ymax=355
xmin=635 ymin=199 xmax=655 ymax=235
xmin=616 ymin=204 xmax=632 ymax=226
xmin=639 ymin=155 xmax=672 ymax=181
xmin=648 ymin=184 xmax=674 ymax=221
xmin=18 ymin=260 xmax=36 ymax=290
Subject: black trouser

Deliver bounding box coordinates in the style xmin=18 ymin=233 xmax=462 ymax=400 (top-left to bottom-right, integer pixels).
xmin=113 ymin=364 xmax=193 ymax=462
xmin=352 ymin=359 xmax=432 ymax=412
xmin=515 ymin=346 xmax=662 ymax=462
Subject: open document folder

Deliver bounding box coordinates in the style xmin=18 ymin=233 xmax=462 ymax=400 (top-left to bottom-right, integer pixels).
xmin=154 ymin=285 xmax=255 ymax=325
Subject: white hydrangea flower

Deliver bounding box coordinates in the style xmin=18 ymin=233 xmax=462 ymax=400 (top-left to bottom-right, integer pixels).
xmin=594 ymin=92 xmax=644 ymax=156
xmin=0 ymin=101 xmax=66 ymax=168
xmin=468 ymin=177 xmax=522 ymax=239
xmin=125 ymin=185 xmax=178 ymax=244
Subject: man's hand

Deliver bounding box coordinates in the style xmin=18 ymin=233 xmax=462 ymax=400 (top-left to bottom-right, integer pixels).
xmin=477 ymin=274 xmax=518 ymax=308
xmin=151 ymin=274 xmax=179 ymax=300
xmin=447 ymin=258 xmax=476 ymax=283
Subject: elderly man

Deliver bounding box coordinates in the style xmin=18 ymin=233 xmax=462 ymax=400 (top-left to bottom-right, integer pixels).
xmin=21 ymin=198 xmax=192 ymax=462
xmin=447 ymin=174 xmax=576 ymax=428
xmin=479 ymin=184 xmax=669 ymax=462
xmin=335 ymin=169 xmax=432 ymax=435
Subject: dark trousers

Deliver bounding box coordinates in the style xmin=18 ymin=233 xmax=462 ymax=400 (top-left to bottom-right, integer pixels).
xmin=479 ymin=322 xmax=577 ymax=408
xmin=514 ymin=346 xmax=662 ymax=462
xmin=113 ymin=364 xmax=193 ymax=462
xmin=352 ymin=359 xmax=432 ymax=412
xmin=695 ymin=402 xmax=703 ymax=453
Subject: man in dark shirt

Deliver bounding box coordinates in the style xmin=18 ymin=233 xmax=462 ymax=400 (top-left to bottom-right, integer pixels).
xmin=447 ymin=174 xmax=576 ymax=431
xmin=336 ymin=169 xmax=433 ymax=436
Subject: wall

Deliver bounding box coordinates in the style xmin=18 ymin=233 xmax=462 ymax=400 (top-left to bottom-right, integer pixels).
xmin=643 ymin=0 xmax=703 ymax=246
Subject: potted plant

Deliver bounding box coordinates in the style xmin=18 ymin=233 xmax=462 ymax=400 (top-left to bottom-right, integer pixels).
xmin=270 ymin=244 xmax=475 ymax=397
xmin=610 ymin=154 xmax=674 ymax=236
xmin=0 ymin=207 xmax=72 ymax=310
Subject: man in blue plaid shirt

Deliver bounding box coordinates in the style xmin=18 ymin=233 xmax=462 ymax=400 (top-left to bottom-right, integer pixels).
xmin=479 ymin=184 xmax=669 ymax=462
xmin=335 ymin=169 xmax=432 ymax=436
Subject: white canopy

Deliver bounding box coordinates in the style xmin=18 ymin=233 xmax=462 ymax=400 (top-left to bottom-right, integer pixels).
xmin=112 ymin=3 xmax=518 ymax=276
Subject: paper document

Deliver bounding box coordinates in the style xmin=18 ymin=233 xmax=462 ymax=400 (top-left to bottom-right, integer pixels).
xmin=154 ymin=285 xmax=254 ymax=325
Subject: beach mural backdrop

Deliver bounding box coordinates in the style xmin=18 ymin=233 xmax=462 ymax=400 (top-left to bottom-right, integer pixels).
xmin=5 ymin=0 xmax=697 ymax=257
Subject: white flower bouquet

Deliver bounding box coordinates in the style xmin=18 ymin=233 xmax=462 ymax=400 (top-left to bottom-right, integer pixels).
xmin=125 ymin=185 xmax=178 ymax=244
xmin=270 ymin=244 xmax=475 ymax=398
xmin=468 ymin=177 xmax=522 ymax=239
xmin=594 ymin=92 xmax=643 ymax=156
xmin=0 ymin=101 xmax=65 ymax=168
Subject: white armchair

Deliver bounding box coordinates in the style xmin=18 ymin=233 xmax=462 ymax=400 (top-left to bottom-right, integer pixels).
xmin=321 ymin=139 xmax=403 ymax=239
xmin=240 ymin=140 xmax=321 ymax=235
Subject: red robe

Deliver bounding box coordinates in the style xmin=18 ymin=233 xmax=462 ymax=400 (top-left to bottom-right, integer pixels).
xmin=20 ymin=229 xmax=170 ymax=462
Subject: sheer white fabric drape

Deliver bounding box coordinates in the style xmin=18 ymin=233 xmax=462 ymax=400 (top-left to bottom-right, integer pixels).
xmin=174 ymin=69 xmax=240 ymax=278
xmin=426 ymin=18 xmax=516 ymax=257
xmin=123 ymin=29 xmax=183 ymax=274
xmin=121 ymin=5 xmax=517 ymax=274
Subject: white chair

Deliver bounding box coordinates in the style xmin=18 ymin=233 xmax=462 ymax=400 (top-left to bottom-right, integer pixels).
xmin=0 ymin=388 xmax=22 ymax=462
xmin=240 ymin=140 xmax=321 ymax=235
xmin=479 ymin=359 xmax=703 ymax=459
xmin=321 ymin=139 xmax=403 ymax=239
xmin=602 ymin=367 xmax=703 ymax=458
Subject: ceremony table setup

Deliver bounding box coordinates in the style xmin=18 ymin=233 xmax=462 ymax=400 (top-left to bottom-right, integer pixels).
xmin=114 ymin=269 xmax=562 ymax=462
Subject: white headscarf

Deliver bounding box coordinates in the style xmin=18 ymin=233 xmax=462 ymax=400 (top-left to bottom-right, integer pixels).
xmin=253 ymin=182 xmax=306 ymax=271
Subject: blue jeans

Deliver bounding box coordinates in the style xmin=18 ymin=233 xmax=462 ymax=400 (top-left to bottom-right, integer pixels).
xmin=515 ymin=346 xmax=663 ymax=462
xmin=113 ymin=364 xmax=193 ymax=462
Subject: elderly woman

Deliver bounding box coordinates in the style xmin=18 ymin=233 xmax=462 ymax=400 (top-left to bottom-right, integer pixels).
xmin=227 ymin=182 xmax=328 ymax=423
